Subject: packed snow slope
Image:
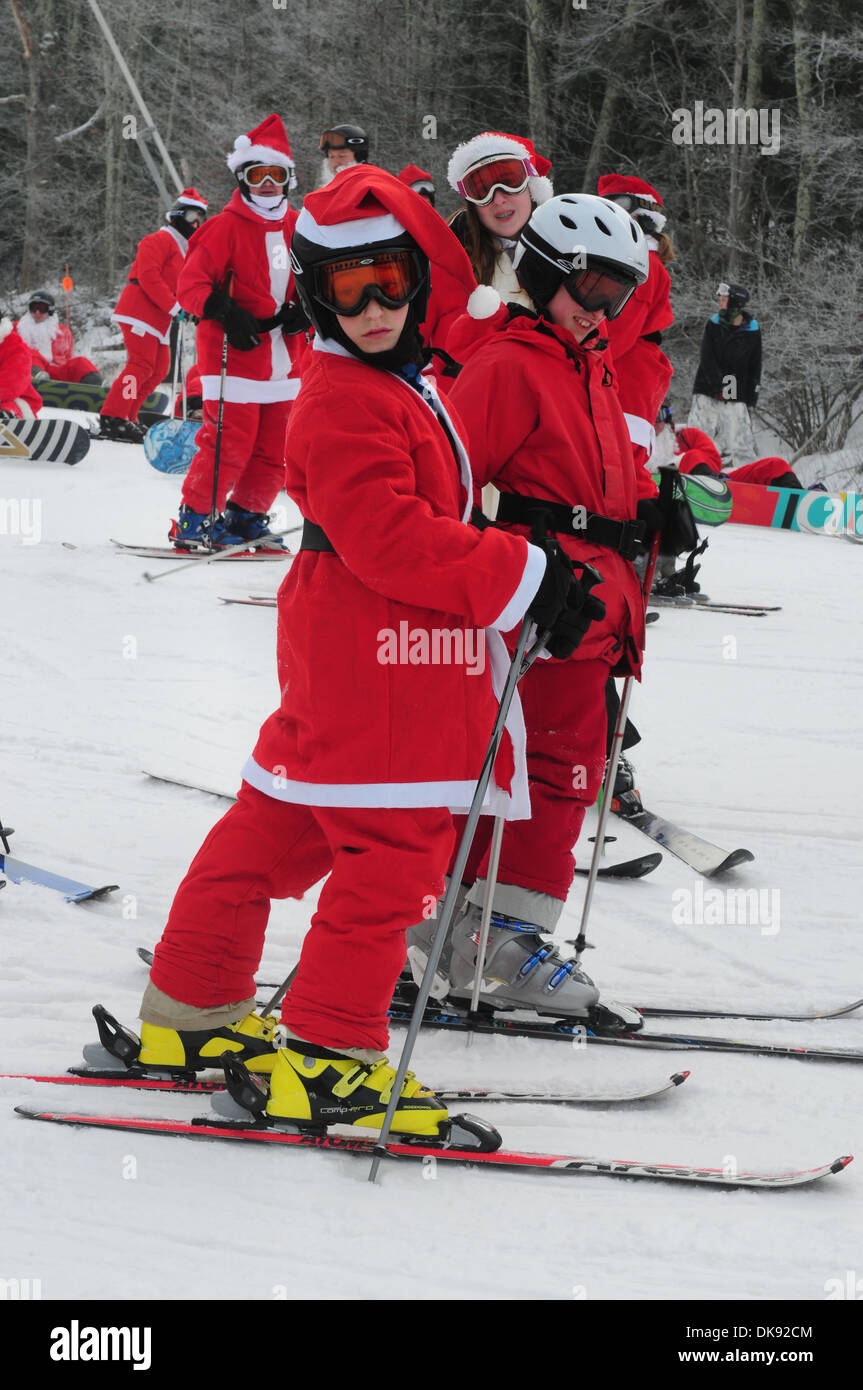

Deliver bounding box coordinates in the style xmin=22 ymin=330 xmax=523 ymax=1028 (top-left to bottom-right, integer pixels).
xmin=2 ymin=438 xmax=862 ymax=1301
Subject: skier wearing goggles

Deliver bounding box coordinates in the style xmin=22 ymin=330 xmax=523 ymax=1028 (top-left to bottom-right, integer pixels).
xmin=404 ymin=195 xmax=695 ymax=1024
xmin=445 ymin=131 xmax=554 ymax=315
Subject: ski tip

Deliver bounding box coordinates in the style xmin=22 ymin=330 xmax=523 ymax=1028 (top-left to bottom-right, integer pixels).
xmin=832 ymin=1155 xmax=854 ymax=1174
xmin=706 ymin=848 xmax=756 ymax=877
xmin=671 ymin=1071 xmax=691 ymax=1086
xmin=136 ymin=946 xmax=154 ymax=966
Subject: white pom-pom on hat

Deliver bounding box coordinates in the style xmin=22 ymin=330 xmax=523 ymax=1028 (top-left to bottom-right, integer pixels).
xmin=467 ymin=285 xmax=503 ymax=319
xmin=234 ymin=135 xmax=251 ymax=152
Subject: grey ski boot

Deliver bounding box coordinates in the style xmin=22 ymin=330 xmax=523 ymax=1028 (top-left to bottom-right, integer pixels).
xmin=447 ymin=886 xmax=600 ymax=1018
xmin=403 ymin=878 xmax=470 ymax=1000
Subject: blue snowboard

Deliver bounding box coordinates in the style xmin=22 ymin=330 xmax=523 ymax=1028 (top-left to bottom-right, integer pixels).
xmin=144 ymin=418 xmax=200 ymax=474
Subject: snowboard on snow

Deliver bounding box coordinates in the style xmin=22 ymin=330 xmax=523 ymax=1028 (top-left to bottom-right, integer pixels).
xmin=670 ymin=471 xmax=863 ymax=541
xmin=37 ymin=378 xmax=170 ymax=422
xmin=0 ymin=416 xmax=90 ymax=465
xmin=144 ymin=418 xmax=200 ymax=474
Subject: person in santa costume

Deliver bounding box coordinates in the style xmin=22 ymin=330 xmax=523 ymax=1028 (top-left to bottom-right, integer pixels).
xmin=397 ymin=164 xmax=437 ymax=208
xmin=446 ymin=130 xmax=554 ymax=314
xmin=16 ymin=291 xmax=101 ymax=386
xmin=116 ymin=165 xmax=589 ymax=1139
xmin=173 ymin=114 xmax=308 ymax=550
xmin=407 ymin=194 xmax=695 ymax=1020
xmin=596 ymin=174 xmax=674 ymax=474
xmin=318 ymin=124 xmax=369 ymax=186
xmin=99 ymin=188 xmax=208 ymax=444
xmin=0 ymin=309 xmax=43 ymax=417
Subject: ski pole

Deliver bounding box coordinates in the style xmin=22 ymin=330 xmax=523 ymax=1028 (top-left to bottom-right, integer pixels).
xmin=141 ymin=525 xmax=302 ymax=582
xmin=574 ymin=474 xmax=674 ymax=958
xmin=208 ymin=274 xmax=233 ymax=549
xmin=465 ymin=811 xmax=505 ymax=1045
xmin=369 ymin=615 xmax=547 ymax=1183
xmin=167 ymin=314 xmax=182 ymax=419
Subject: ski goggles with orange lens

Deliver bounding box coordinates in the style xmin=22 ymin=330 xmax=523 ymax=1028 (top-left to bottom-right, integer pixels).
xmin=316 ymin=250 xmax=424 ymax=316
xmin=457 ymin=155 xmax=535 ymax=205
xmin=244 ymin=164 xmax=291 ymax=187
xmin=564 ymin=265 xmax=637 ymax=320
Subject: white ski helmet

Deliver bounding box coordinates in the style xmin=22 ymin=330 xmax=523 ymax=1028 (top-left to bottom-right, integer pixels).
xmin=513 ymin=193 xmax=649 ymax=315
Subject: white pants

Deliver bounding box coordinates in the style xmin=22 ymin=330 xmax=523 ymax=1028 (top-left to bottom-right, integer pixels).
xmin=688 ymin=394 xmax=757 ymax=468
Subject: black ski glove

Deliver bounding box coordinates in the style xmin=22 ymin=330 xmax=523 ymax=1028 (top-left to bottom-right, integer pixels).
xmin=202 ymin=289 xmax=260 ymax=351
xmin=276 ymin=300 xmax=309 ymax=335
xmin=528 ymin=544 xmax=606 ymax=660
xmin=635 ymin=497 xmax=664 ymax=541
xmin=634 ymin=488 xmax=698 ymax=557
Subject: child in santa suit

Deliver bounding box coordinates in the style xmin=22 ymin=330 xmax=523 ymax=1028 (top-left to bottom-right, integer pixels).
xmin=597 ymin=174 xmax=674 ymax=474
xmin=0 ymin=311 xmax=42 ymax=417
xmin=99 ymin=188 xmax=208 ymax=444
xmin=172 ymin=115 xmax=309 ymax=550
xmin=408 ymin=194 xmax=680 ymax=1020
xmin=116 ymin=166 xmax=585 ymax=1138
xmin=16 ymin=291 xmax=100 ymax=385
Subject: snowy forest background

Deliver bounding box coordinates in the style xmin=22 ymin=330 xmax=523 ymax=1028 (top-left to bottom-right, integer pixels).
xmin=2 ymin=0 xmax=861 ymax=457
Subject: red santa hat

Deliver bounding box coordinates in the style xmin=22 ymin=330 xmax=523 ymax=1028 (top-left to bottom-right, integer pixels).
xmin=296 ymin=164 xmax=475 ymax=294
xmin=597 ymin=174 xmax=663 ymax=206
xmin=398 ymin=164 xmax=434 ymax=190
xmin=227 ymin=113 xmax=295 ymax=176
xmin=171 ymin=187 xmax=208 ymax=213
xmin=447 ymin=131 xmax=553 ymax=205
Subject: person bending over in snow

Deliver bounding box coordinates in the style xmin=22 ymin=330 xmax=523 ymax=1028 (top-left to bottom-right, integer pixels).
xmin=0 ymin=308 xmax=43 ymax=418
xmin=17 ymin=291 xmax=101 ymax=386
xmin=91 ymin=166 xmax=593 ymax=1140
xmin=99 ymin=188 xmax=208 ymax=444
xmin=171 ymin=114 xmax=309 ymax=551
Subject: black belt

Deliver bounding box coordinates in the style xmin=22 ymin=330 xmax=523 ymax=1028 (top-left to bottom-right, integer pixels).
xmin=495 ymin=493 xmax=645 ymax=560
xmin=299 ymin=519 xmax=337 ymax=553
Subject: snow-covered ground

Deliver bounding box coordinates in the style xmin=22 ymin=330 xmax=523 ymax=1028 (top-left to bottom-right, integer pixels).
xmin=1 ymin=437 xmax=862 ymax=1301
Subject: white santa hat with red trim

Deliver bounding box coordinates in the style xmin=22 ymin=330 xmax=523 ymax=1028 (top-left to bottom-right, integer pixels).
xmin=447 ymin=131 xmax=553 ymax=205
xmin=296 ymin=163 xmax=475 ymax=294
xmin=227 ymin=113 xmax=296 ymax=176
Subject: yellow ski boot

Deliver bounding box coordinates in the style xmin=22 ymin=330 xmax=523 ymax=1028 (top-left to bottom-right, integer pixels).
xmin=266 ymin=1039 xmax=449 ymax=1138
xmin=85 ymin=1004 xmax=280 ymax=1076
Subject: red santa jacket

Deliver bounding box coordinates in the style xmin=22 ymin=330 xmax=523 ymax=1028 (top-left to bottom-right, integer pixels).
xmin=448 ymin=311 xmax=652 ymax=676
xmin=112 ymin=225 xmax=188 ymax=345
xmin=245 ymin=339 xmax=545 ymax=815
xmin=675 ymin=426 xmax=723 ymax=474
xmin=0 ymin=319 xmax=42 ymax=416
xmin=177 ymin=190 xmax=304 ymax=405
xmin=604 ymin=245 xmax=673 ymax=456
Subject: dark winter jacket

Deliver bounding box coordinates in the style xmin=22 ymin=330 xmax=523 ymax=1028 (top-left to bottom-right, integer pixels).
xmin=692 ymin=311 xmax=761 ymax=407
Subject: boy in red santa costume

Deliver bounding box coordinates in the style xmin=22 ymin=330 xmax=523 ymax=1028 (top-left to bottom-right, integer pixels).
xmin=597 ymin=174 xmax=674 ymax=475
xmin=98 ymin=165 xmax=586 ymax=1138
xmin=99 ymin=188 xmax=208 ymax=444
xmin=172 ymin=114 xmax=309 ymax=550
xmin=16 ymin=291 xmax=100 ymax=386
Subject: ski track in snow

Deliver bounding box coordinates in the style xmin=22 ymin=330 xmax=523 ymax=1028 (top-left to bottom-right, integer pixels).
xmin=1 ymin=440 xmax=862 ymax=1300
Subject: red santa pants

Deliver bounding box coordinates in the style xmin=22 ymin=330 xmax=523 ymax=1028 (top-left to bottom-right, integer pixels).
xmin=44 ymin=356 xmax=99 ymax=384
xmin=149 ymin=783 xmax=454 ymax=1052
xmin=101 ymin=326 xmax=169 ymax=419
xmin=180 ymin=398 xmax=290 ymax=515
xmin=453 ymin=656 xmax=610 ymax=901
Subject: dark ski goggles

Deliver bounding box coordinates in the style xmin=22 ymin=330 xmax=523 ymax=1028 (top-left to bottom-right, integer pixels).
xmin=316 ymin=250 xmax=424 ymax=316
xmin=245 ymin=164 xmax=291 ymax=188
xmin=29 ymin=301 xmax=54 ymax=315
xmin=457 ymin=155 xmax=534 ymax=205
xmin=320 ymin=131 xmax=366 ymax=153
xmin=564 ymin=265 xmax=637 ymax=320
